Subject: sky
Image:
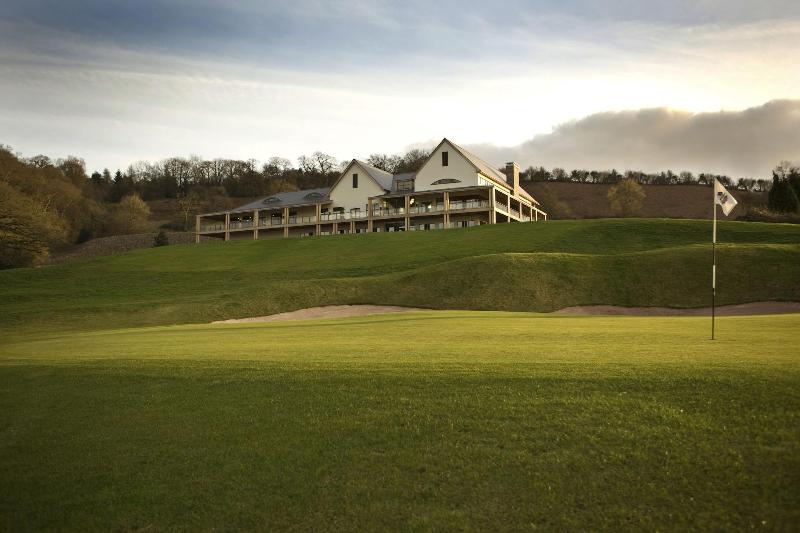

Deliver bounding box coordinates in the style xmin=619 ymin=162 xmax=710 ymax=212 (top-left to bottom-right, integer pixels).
xmin=1 ymin=0 xmax=799 ymax=177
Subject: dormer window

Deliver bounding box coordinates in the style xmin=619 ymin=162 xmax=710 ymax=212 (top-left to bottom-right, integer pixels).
xmin=441 ymin=151 xmax=449 ymax=167
xmin=432 ymin=178 xmax=461 ymax=185
xmin=352 ymin=173 xmax=358 ymax=188
xmin=262 ymin=197 xmax=281 ymax=204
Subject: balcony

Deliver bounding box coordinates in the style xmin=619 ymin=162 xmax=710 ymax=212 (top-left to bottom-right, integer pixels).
xmin=449 ymin=199 xmax=489 ymax=211
xmin=287 ymin=216 xmax=317 ymax=225
xmin=260 ymin=218 xmax=285 ymax=228
xmin=319 ymin=212 xmax=368 ymax=222
xmin=495 ymin=202 xmax=509 ymax=213
xmin=408 ymin=204 xmax=444 ymax=214
xmin=229 ymin=221 xmax=254 ymax=230
xmin=372 ymin=207 xmax=406 ymax=218
xmin=449 ymin=220 xmax=481 ymax=229
xmin=200 ymin=223 xmax=225 ymax=232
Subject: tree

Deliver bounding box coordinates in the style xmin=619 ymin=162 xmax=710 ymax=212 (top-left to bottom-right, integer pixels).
xmin=551 ymin=168 xmax=568 ymax=182
xmin=106 ymin=194 xmax=151 ymax=234
xmin=0 ymin=181 xmax=67 ymax=268
xmin=607 ymin=179 xmax=646 ymax=217
xmin=366 ymin=153 xmax=402 ymax=173
xmin=297 ymin=155 xmax=315 ymax=174
xmin=26 ymin=155 xmax=52 ymax=168
xmin=768 ymin=166 xmax=800 ymax=213
xmin=153 ymin=230 xmax=169 ymax=247
xmin=395 ymin=148 xmax=431 ymax=173
xmin=176 ymin=191 xmax=201 ymax=231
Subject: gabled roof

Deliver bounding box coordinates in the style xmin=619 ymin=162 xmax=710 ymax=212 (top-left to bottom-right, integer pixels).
xmin=419 ymin=138 xmax=511 ymax=192
xmin=233 ymin=188 xmax=330 ymax=212
xmin=330 ymin=159 xmax=394 ymax=192
xmin=353 ymin=160 xmax=394 ymax=190
xmin=446 ymin=140 xmax=509 ymax=184
xmin=444 ymin=139 xmax=539 ymax=205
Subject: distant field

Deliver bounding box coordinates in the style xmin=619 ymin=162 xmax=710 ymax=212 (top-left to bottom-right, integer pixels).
xmin=524 ymin=182 xmax=767 ymax=219
xmin=1 ymin=219 xmax=799 ymax=336
xmin=1 ymin=311 xmax=798 ymax=531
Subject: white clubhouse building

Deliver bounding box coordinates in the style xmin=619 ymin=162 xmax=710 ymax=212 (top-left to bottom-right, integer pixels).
xmin=196 ymin=138 xmax=547 ymax=241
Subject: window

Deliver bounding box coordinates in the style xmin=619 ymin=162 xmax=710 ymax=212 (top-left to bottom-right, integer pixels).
xmin=396 ymin=180 xmax=414 ymax=192
xmin=431 ymin=178 xmax=461 ymax=185
xmin=441 ymin=151 xmax=448 ymax=166
xmin=352 ymin=173 xmax=358 ymax=188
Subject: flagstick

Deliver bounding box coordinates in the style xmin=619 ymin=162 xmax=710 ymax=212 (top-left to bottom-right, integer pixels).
xmin=712 ymin=186 xmax=716 ymax=341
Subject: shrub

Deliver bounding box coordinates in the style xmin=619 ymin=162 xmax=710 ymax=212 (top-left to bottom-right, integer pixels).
xmin=153 ymin=230 xmax=169 ymax=247
xmin=607 ymin=179 xmax=646 ymax=217
xmin=104 ymin=194 xmax=152 ymax=235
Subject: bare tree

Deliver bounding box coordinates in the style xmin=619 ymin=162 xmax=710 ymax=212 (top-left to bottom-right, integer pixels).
xmin=313 ymin=152 xmax=337 ymax=175
xmin=177 ymin=191 xmax=201 ymax=231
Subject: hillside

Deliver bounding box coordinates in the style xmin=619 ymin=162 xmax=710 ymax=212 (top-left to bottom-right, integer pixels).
xmin=2 ymin=220 xmax=799 ymax=531
xmin=37 ymin=184 xmax=767 ymax=265
xmin=524 ymin=182 xmax=767 ymax=219
xmin=2 ymin=219 xmax=799 ymax=336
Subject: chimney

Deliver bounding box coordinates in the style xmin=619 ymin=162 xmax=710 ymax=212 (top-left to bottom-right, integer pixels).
xmin=505 ymin=162 xmax=520 ymax=193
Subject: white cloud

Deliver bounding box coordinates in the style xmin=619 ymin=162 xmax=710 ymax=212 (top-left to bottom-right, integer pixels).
xmin=468 ymin=100 xmax=800 ymax=178
xmin=0 ymin=7 xmax=798 ymax=172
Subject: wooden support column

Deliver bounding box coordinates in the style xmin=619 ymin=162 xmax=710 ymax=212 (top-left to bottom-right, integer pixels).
xmin=332 ymin=222 xmax=338 ymax=235
xmin=283 ymin=207 xmax=289 ymax=238
xmin=443 ymin=191 xmax=450 ymax=229
xmin=367 ymin=199 xmax=373 ymax=232
xmin=253 ymin=209 xmax=259 ymax=240
xmin=315 ymin=203 xmax=321 ymax=236
xmin=489 ymin=188 xmax=496 ymax=224
xmin=195 ymin=215 xmax=201 ymax=243
xmin=404 ymin=195 xmax=410 ymax=231
xmin=350 ymin=220 xmax=355 ymax=234
xmin=224 ymin=212 xmax=230 ymax=241
xmin=535 ymin=208 xmax=538 ymax=221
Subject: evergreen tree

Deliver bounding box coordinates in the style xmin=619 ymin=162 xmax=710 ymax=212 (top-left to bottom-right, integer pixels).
xmin=768 ymin=168 xmax=800 ymax=213
xmin=153 ymin=230 xmax=169 ymax=247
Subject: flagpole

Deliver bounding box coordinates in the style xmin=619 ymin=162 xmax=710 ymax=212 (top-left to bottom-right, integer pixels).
xmin=712 ymin=182 xmax=717 ymax=341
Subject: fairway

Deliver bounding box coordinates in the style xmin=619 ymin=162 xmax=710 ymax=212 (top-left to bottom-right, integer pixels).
xmin=2 ymin=219 xmax=800 ymax=336
xmin=2 ymin=311 xmax=799 ymax=531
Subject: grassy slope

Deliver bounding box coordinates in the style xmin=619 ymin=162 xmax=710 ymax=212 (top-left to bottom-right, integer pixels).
xmin=1 ymin=219 xmax=799 ymax=336
xmin=2 ymin=219 xmax=799 ymax=530
xmin=1 ymin=312 xmax=799 ymax=531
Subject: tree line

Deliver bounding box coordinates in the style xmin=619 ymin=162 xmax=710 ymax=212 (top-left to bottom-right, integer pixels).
xmin=1 ymin=140 xmax=798 ymax=269
xmin=521 ymin=166 xmax=771 ymax=192
xmin=90 ymin=149 xmax=433 ymax=203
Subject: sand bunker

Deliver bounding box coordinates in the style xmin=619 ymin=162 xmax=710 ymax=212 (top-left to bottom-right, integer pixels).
xmin=213 ymin=301 xmax=800 ymax=324
xmin=212 ymin=305 xmax=423 ymax=323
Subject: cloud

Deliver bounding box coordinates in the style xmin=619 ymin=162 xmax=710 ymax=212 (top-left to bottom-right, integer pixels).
xmin=1 ymin=2 xmax=799 ymax=171
xmin=468 ymin=100 xmax=800 ymax=178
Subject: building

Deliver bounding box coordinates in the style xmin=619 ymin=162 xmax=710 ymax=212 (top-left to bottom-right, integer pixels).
xmin=195 ymin=138 xmax=547 ymax=242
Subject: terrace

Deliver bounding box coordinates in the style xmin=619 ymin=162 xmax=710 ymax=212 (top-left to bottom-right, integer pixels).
xmin=196 ymin=185 xmax=545 ymax=241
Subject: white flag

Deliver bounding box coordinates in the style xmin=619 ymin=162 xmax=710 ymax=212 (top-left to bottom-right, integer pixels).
xmin=714 ymin=179 xmax=738 ymax=216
